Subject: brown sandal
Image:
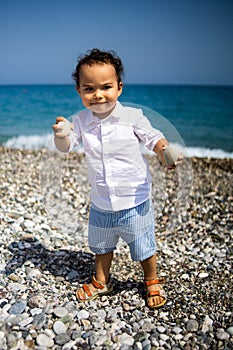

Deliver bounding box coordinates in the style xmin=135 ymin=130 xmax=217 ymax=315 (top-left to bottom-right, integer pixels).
xmin=76 ymin=275 xmax=113 ymax=302
xmin=144 ymin=278 xmax=167 ymax=309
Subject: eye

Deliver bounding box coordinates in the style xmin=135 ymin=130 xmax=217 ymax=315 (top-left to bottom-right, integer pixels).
xmin=103 ymin=85 xmax=112 ymax=90
xmin=84 ymin=87 xmax=93 ymax=92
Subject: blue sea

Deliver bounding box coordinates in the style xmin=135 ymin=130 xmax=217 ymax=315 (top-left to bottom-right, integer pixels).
xmin=0 ymin=84 xmax=232 ymax=158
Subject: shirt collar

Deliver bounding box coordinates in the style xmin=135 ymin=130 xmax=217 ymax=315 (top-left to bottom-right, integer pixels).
xmin=86 ymin=101 xmax=122 ymax=126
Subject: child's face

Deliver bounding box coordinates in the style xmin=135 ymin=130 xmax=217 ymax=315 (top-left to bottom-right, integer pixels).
xmin=76 ymin=63 xmax=123 ymax=118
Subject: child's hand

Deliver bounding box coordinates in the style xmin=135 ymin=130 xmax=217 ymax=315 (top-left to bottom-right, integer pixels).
xmin=52 ymin=116 xmax=73 ymax=138
xmin=163 ymin=145 xmax=184 ymax=170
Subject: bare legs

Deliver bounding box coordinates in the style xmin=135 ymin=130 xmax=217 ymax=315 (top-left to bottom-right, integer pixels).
xmin=77 ymin=252 xmax=165 ymax=307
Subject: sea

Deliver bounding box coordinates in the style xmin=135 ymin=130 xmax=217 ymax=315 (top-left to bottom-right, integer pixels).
xmin=0 ymin=84 xmax=233 ymax=158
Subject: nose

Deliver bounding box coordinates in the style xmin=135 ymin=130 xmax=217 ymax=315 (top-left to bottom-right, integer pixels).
xmin=93 ymin=89 xmax=103 ymax=100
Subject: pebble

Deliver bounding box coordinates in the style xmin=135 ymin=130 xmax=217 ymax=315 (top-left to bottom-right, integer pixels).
xmin=28 ymin=295 xmax=47 ymax=308
xmin=226 ymin=326 xmax=233 ymax=336
xmin=0 ymin=149 xmax=232 ymax=350
xmin=53 ymin=320 xmax=67 ymax=334
xmin=202 ymin=315 xmax=213 ymax=333
xmin=36 ymin=333 xmax=54 ymax=347
xmin=77 ymin=310 xmax=90 ymax=319
xmin=117 ymin=333 xmax=134 ymax=346
xmin=9 ymin=301 xmax=26 ymax=315
xmin=53 ymin=306 xmax=68 ymax=318
xmin=198 ymin=272 xmax=209 ymax=278
xmin=216 ymin=328 xmax=230 ymax=340
xmin=185 ymin=319 xmax=199 ymax=332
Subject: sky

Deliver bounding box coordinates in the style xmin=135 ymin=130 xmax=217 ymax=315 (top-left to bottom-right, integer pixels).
xmin=0 ymin=0 xmax=233 ymax=85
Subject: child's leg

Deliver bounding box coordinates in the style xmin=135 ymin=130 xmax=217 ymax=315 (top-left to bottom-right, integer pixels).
xmin=95 ymin=251 xmax=113 ymax=283
xmin=140 ymin=253 xmax=166 ymax=308
xmin=76 ymin=251 xmax=113 ymax=300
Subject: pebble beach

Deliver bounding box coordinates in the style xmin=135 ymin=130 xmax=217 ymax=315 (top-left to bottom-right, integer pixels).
xmin=0 ymin=146 xmax=232 ymax=350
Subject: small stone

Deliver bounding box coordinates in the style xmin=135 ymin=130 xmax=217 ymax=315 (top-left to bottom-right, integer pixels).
xmin=173 ymin=326 xmax=183 ymax=334
xmin=67 ymin=270 xmax=79 ymax=280
xmin=0 ymin=331 xmax=5 ymax=340
xmin=9 ymin=301 xmax=26 ymax=315
xmin=198 ymin=272 xmax=209 ymax=278
xmin=157 ymin=326 xmax=166 ymax=333
xmin=77 ymin=310 xmax=89 ymax=319
xmin=28 ymin=295 xmax=47 ymax=308
xmin=185 ymin=319 xmax=199 ymax=332
xmin=30 ymin=308 xmax=43 ymax=316
xmin=174 ymin=334 xmax=183 ymax=341
xmin=36 ymin=333 xmax=54 ymax=347
xmin=117 ymin=333 xmax=134 ymax=346
xmin=18 ymin=317 xmax=33 ymax=327
xmin=226 ymin=326 xmax=233 ymax=336
xmin=159 ymin=333 xmax=169 ymax=341
xmin=53 ymin=320 xmax=67 ymax=335
xmin=122 ymin=303 xmax=130 ymax=311
xmin=216 ymin=328 xmax=230 ymax=340
xmin=201 ymin=315 xmax=213 ymax=333
xmin=23 ymin=220 xmax=35 ymax=228
xmin=54 ymin=333 xmax=70 ymax=345
xmin=181 ymin=273 xmax=190 ymax=280
xmin=8 ymin=283 xmax=26 ymax=292
xmin=24 ymin=339 xmax=35 ymax=348
xmin=9 ymin=274 xmax=21 ymax=282
xmin=53 ymin=306 xmax=68 ymax=318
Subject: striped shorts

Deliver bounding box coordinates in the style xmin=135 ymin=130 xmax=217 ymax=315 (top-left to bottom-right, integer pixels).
xmin=88 ymin=199 xmax=156 ymax=261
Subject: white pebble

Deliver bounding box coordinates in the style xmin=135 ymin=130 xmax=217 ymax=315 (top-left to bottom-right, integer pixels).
xmin=53 ymin=320 xmax=67 ymax=335
xmin=198 ymin=272 xmax=209 ymax=278
xmin=77 ymin=310 xmax=90 ymax=319
xmin=36 ymin=333 xmax=54 ymax=347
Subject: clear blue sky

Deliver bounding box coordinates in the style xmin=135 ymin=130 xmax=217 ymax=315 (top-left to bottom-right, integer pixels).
xmin=1 ymin=0 xmax=233 ymax=85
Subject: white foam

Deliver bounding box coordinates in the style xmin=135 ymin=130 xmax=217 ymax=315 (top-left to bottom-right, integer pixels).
xmin=185 ymin=146 xmax=233 ymax=159
xmin=3 ymin=134 xmax=53 ymax=150
xmin=2 ymin=134 xmax=233 ymax=159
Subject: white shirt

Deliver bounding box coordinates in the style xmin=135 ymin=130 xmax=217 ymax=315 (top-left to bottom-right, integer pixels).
xmin=69 ymin=101 xmax=164 ymax=211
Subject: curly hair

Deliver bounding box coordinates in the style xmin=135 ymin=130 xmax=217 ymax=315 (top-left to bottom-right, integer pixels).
xmin=72 ymin=48 xmax=124 ymax=87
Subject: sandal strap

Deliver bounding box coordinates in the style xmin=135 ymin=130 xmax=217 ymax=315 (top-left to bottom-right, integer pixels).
xmin=83 ymin=284 xmax=92 ymax=297
xmin=144 ymin=278 xmax=165 ymax=287
xmin=91 ymin=275 xmax=105 ymax=290
xmin=146 ymin=289 xmax=166 ymax=298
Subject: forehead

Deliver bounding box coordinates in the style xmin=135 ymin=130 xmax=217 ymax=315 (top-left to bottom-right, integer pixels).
xmin=79 ymin=63 xmax=117 ymax=81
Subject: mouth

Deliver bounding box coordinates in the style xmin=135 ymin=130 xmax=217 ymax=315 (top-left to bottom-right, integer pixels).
xmin=89 ymin=102 xmax=116 ymax=114
xmin=91 ymin=102 xmax=107 ymax=106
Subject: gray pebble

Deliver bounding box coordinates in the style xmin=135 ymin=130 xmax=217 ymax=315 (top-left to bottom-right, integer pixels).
xmin=216 ymin=328 xmax=230 ymax=340
xmin=185 ymin=319 xmax=199 ymax=332
xmin=9 ymin=301 xmax=26 ymax=315
xmin=54 ymin=333 xmax=70 ymax=345
xmin=53 ymin=306 xmax=68 ymax=318
xmin=226 ymin=327 xmax=233 ymax=336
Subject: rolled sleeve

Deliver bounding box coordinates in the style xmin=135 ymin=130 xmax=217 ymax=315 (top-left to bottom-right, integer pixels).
xmin=133 ymin=109 xmax=165 ymax=151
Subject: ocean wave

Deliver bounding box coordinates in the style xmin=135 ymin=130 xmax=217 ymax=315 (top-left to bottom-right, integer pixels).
xmin=2 ymin=134 xmax=233 ymax=159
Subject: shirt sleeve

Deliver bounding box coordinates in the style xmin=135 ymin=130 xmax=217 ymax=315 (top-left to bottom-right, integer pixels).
xmin=133 ymin=109 xmax=165 ymax=151
xmin=69 ymin=114 xmax=82 ymax=152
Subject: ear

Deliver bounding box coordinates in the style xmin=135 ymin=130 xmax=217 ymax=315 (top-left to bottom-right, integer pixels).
xmin=118 ymin=82 xmax=123 ymax=97
xmin=76 ymin=86 xmax=81 ymax=95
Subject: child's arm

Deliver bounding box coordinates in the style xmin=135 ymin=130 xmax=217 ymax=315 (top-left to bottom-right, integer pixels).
xmin=52 ymin=116 xmax=72 ymax=153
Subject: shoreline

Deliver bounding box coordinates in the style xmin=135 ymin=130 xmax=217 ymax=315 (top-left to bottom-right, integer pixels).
xmin=0 ymin=147 xmax=232 ymax=349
